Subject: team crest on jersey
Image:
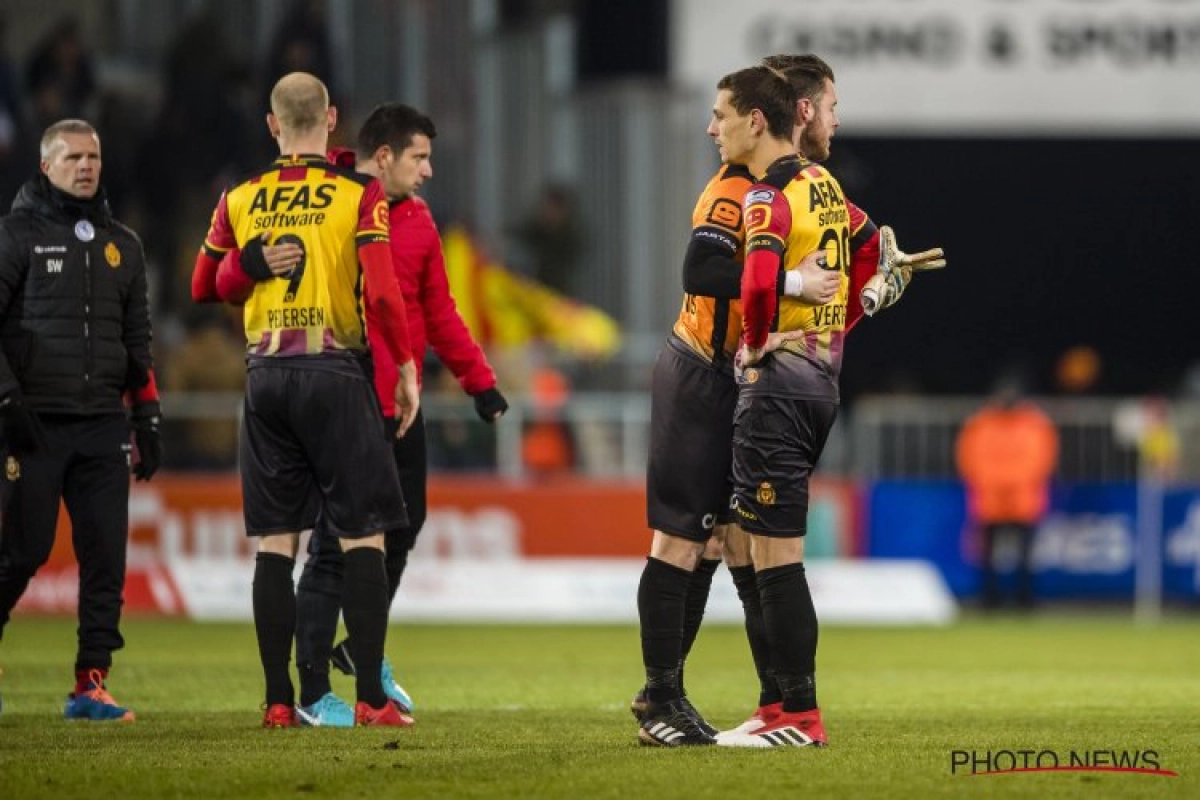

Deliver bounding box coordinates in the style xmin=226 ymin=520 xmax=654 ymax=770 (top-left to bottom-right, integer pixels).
xmin=372 ymin=200 xmax=389 ymax=232
xmin=5 ymin=456 xmax=19 ymax=481
xmin=744 ymin=204 xmax=772 ymax=235
xmin=757 ymin=482 xmax=776 ymax=506
xmin=105 ymin=242 xmax=121 ymax=268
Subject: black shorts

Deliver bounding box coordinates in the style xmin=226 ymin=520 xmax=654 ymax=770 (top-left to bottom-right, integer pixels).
xmin=730 ymin=361 xmax=838 ymax=538
xmin=240 ymin=358 xmax=407 ymax=538
xmin=646 ymin=336 xmax=738 ymax=542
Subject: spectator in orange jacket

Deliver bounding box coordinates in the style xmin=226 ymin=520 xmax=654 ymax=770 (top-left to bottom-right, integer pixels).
xmin=955 ymin=380 xmax=1058 ymax=609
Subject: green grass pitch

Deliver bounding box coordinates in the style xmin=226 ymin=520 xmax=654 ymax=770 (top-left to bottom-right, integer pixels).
xmin=1 ymin=616 xmax=1198 ymax=799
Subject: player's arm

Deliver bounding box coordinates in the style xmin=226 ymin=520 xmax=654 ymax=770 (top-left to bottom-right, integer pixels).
xmin=358 ymin=181 xmax=420 ymax=435
xmin=741 ymin=186 xmax=792 ymax=356
xmin=414 ymin=212 xmax=506 ymax=420
xmin=844 ymin=200 xmax=880 ymax=332
xmin=859 ymin=225 xmax=947 ymax=317
xmin=192 ymin=192 xmax=236 ymax=303
xmin=681 ymin=222 xmax=743 ymax=298
xmin=216 ymin=236 xmax=305 ymax=305
xmin=682 ymin=178 xmax=825 ymax=301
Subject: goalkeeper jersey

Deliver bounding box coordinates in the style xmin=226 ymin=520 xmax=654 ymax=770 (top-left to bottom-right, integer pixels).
xmin=202 ymin=153 xmax=389 ymax=357
xmin=672 ymin=163 xmax=753 ymax=364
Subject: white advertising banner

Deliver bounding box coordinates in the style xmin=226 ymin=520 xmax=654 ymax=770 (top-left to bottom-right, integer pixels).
xmin=672 ymin=0 xmax=1200 ymax=134
xmin=170 ymin=558 xmax=958 ymax=625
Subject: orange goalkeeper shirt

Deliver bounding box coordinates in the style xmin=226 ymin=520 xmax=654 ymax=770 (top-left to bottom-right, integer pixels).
xmin=672 ymin=163 xmax=753 ymax=364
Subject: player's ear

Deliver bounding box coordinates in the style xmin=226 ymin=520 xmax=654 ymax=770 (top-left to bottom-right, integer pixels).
xmin=372 ymin=145 xmax=393 ymax=169
xmin=326 ymin=105 xmax=338 ymax=132
xmin=796 ymin=98 xmax=814 ymax=124
xmin=750 ymin=108 xmax=765 ymax=136
xmin=266 ymin=112 xmax=281 ymax=139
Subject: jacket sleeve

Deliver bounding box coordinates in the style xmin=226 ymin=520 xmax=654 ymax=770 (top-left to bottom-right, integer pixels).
xmin=0 ymin=220 xmax=25 ymax=399
xmin=410 ymin=207 xmax=496 ymax=395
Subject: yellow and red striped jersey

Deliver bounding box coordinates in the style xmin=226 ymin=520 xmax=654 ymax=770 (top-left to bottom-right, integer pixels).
xmin=742 ymin=156 xmax=857 ymax=373
xmin=203 ymin=153 xmax=389 ymax=357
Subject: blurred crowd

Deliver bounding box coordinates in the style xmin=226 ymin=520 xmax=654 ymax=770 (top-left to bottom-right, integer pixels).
xmin=0 ymin=4 xmax=617 ymax=476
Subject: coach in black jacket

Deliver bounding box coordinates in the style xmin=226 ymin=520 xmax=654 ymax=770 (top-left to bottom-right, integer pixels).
xmin=0 ymin=119 xmax=161 ymax=721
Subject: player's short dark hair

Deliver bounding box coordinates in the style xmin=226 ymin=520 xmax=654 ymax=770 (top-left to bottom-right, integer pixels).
xmin=761 ymin=54 xmax=835 ymax=103
xmin=716 ymin=65 xmax=797 ymax=140
xmin=356 ymin=103 xmax=437 ymax=158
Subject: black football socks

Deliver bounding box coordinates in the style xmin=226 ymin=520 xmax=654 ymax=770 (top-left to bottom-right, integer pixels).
xmin=253 ymin=552 xmax=297 ymax=707
xmin=341 ymin=547 xmax=390 ymax=708
xmin=637 ymin=556 xmax=692 ymax=703
xmin=730 ymin=564 xmax=781 ymax=707
xmin=757 ymin=562 xmax=818 ymax=713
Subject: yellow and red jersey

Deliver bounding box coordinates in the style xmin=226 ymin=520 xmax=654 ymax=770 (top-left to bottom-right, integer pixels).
xmin=742 ymin=155 xmax=872 ymax=375
xmin=202 ymin=153 xmax=389 ymax=357
xmin=672 ymin=163 xmax=754 ymax=363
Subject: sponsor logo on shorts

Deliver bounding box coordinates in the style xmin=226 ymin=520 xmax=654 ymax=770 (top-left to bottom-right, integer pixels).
xmin=744 ymin=368 xmax=759 ymax=384
xmin=757 ymin=482 xmax=776 ymax=506
xmin=701 ymin=513 xmax=716 ymax=530
xmin=731 ymin=497 xmax=758 ymax=521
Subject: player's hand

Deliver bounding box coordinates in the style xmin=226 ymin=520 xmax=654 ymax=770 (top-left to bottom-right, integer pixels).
xmin=796 ymin=251 xmax=840 ymax=305
xmin=0 ymin=394 xmax=45 ymax=455
xmin=130 ymin=409 xmax=163 ymax=481
xmin=880 ymin=224 xmax=945 ymax=274
xmin=472 ymin=387 xmax=509 ymax=423
xmin=243 ymin=233 xmax=304 ymax=280
xmin=736 ymin=342 xmax=766 ymax=371
xmin=862 ymin=225 xmax=946 ymax=316
xmin=393 ymin=359 xmax=421 ymax=438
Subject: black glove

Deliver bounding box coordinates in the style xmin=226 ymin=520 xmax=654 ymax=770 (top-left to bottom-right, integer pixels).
xmin=0 ymin=395 xmax=43 ymax=454
xmin=240 ymin=234 xmax=274 ymax=281
xmin=131 ymin=409 xmax=163 ymax=481
xmin=472 ymin=387 xmax=509 ymax=423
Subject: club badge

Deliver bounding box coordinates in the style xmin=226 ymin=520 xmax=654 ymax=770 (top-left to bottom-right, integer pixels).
xmin=105 ymin=242 xmax=121 ymax=268
xmin=5 ymin=456 xmax=19 ymax=482
xmin=74 ymin=220 xmax=94 ymax=242
xmin=756 ymin=481 xmax=776 ymax=506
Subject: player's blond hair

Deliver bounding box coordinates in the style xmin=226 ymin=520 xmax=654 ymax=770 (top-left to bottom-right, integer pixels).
xmin=269 ymin=72 xmax=329 ymax=133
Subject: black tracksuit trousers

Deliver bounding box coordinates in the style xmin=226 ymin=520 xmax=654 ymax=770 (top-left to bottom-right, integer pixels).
xmin=0 ymin=414 xmax=130 ymax=671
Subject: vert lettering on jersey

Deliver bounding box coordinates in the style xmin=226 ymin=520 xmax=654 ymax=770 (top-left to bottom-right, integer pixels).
xmin=744 ymin=158 xmax=852 ymax=373
xmin=203 ymin=154 xmax=390 ymax=357
xmin=673 ymin=163 xmax=753 ymax=364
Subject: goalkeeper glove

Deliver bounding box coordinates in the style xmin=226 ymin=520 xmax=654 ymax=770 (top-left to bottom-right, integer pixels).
xmin=860 ymin=225 xmax=945 ymax=316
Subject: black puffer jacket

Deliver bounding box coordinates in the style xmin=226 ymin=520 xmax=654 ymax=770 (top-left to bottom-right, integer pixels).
xmin=0 ymin=175 xmax=156 ymax=416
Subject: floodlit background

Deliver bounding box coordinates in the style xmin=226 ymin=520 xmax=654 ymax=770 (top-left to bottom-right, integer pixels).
xmin=3 ymin=0 xmax=1200 ymax=620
